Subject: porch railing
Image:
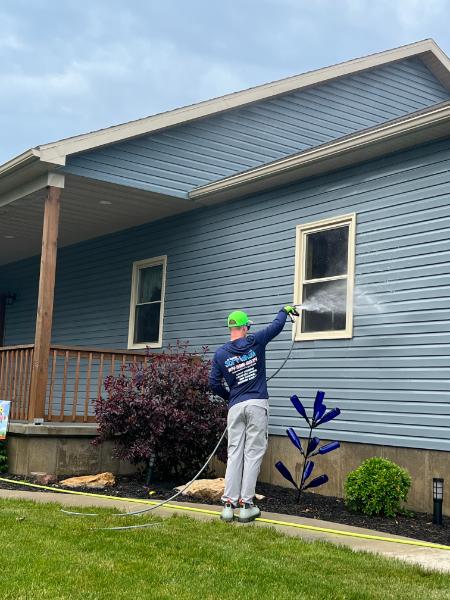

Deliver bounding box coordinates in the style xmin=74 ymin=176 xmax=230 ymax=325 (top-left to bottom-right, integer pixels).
xmin=0 ymin=344 xmax=148 ymax=423
xmin=0 ymin=345 xmax=34 ymax=420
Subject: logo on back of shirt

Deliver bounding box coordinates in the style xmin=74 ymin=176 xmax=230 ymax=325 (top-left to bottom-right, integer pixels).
xmin=224 ymin=349 xmax=256 ymax=368
xmin=224 ymin=349 xmax=258 ymax=385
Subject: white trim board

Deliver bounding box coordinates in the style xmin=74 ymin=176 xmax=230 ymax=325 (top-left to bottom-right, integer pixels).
xmin=293 ymin=213 xmax=356 ymax=341
xmin=127 ymin=256 xmax=168 ymax=350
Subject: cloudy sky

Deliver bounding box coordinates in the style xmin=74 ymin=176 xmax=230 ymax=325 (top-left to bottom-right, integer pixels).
xmin=1 ymin=0 xmax=449 ymax=164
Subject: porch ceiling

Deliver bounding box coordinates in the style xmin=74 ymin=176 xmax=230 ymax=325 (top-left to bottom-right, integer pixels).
xmin=0 ymin=174 xmax=197 ymax=266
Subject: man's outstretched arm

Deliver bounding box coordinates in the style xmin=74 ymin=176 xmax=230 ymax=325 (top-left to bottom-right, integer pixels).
xmin=254 ymin=306 xmax=297 ymax=345
xmin=209 ymin=356 xmax=230 ymax=401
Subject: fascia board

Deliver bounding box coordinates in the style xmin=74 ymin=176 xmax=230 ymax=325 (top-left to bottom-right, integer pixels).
xmin=0 ymin=171 xmax=65 ymax=208
xmin=0 ymin=149 xmax=40 ymax=178
xmin=420 ymin=39 xmax=450 ymax=89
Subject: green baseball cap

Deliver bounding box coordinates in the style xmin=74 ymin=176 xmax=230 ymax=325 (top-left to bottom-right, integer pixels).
xmin=227 ymin=310 xmax=254 ymax=328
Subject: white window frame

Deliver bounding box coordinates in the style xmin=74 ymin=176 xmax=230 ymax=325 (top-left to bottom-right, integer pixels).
xmin=293 ymin=213 xmax=356 ymax=341
xmin=128 ymin=256 xmax=167 ymax=349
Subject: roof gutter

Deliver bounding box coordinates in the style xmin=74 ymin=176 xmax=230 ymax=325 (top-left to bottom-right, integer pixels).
xmin=0 ymin=148 xmax=40 ymax=179
xmin=189 ymin=103 xmax=450 ymax=203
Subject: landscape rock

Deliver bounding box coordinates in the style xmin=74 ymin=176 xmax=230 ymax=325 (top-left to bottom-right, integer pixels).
xmin=175 ymin=478 xmax=265 ymax=502
xmin=38 ymin=473 xmax=57 ymax=486
xmin=59 ymin=472 xmax=116 ymax=489
xmin=31 ymin=472 xmax=57 ymax=486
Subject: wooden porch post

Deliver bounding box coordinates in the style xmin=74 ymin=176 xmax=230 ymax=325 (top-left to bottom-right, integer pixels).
xmin=28 ymin=186 xmax=61 ymax=421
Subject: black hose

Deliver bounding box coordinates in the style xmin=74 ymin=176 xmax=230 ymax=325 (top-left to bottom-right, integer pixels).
xmin=62 ymin=317 xmax=300 ymax=529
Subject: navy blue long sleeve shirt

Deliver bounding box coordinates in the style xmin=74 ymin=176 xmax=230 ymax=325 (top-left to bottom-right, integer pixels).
xmin=209 ymin=309 xmax=288 ymax=409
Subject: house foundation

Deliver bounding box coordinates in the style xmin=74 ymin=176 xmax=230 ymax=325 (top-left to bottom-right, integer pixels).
xmin=258 ymin=436 xmax=450 ymax=517
xmin=6 ymin=423 xmax=136 ymax=478
xmin=6 ymin=426 xmax=449 ymax=517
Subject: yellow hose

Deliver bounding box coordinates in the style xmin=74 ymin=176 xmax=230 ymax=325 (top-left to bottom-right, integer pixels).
xmin=1 ymin=476 xmax=449 ymax=550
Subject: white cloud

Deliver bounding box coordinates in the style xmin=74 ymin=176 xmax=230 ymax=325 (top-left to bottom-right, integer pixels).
xmin=342 ymin=0 xmax=447 ymax=29
xmin=0 ymin=67 xmax=91 ymax=101
xmin=0 ymin=8 xmax=26 ymax=47
xmin=0 ymin=32 xmax=24 ymax=50
xmin=197 ymin=64 xmax=247 ymax=99
xmin=390 ymin=0 xmax=447 ymax=28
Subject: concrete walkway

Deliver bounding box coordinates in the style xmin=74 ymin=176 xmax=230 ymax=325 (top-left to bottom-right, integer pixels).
xmin=1 ymin=488 xmax=449 ymax=573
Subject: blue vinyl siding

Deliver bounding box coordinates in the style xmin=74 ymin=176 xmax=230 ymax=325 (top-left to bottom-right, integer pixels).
xmin=64 ymin=57 xmax=450 ymax=196
xmin=3 ymin=137 xmax=450 ymax=450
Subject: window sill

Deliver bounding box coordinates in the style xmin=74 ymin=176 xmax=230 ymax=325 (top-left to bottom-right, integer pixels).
xmin=127 ymin=342 xmax=162 ymax=350
xmin=294 ymin=329 xmax=353 ymax=341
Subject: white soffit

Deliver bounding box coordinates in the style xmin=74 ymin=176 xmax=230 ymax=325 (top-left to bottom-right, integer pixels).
xmin=0 ymin=175 xmax=197 ymax=266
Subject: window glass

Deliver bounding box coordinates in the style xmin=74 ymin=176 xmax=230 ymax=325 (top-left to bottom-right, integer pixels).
xmin=301 ymin=279 xmax=347 ymax=333
xmin=134 ymin=303 xmax=161 ymax=344
xmin=305 ymin=226 xmax=348 ymax=280
xmin=138 ymin=265 xmax=163 ymax=303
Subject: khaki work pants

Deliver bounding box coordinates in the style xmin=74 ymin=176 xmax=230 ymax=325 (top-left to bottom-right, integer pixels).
xmin=222 ymin=401 xmax=269 ymax=505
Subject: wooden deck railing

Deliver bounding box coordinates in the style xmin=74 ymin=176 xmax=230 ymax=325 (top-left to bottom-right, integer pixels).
xmin=46 ymin=345 xmax=148 ymax=422
xmin=0 ymin=345 xmax=34 ymax=420
xmin=0 ymin=344 xmax=148 ymax=423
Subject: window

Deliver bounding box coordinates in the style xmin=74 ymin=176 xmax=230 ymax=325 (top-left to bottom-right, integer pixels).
xmin=294 ymin=214 xmax=355 ymax=340
xmin=128 ymin=256 xmax=167 ymax=348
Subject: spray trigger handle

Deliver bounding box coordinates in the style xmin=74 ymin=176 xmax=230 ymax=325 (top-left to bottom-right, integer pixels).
xmin=289 ymin=307 xmax=300 ymax=322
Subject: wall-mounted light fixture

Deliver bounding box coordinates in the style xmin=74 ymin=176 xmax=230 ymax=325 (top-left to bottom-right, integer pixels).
xmin=433 ymin=478 xmax=444 ymax=526
xmin=5 ymin=292 xmax=16 ymax=306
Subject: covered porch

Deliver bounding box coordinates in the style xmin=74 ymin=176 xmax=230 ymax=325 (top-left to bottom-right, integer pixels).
xmin=0 ymin=161 xmax=204 ymax=474
xmin=0 ymin=164 xmax=200 ymax=426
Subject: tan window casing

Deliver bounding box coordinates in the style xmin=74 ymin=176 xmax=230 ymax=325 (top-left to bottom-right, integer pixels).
xmin=128 ymin=256 xmax=167 ymax=349
xmin=293 ymin=214 xmax=356 ymax=341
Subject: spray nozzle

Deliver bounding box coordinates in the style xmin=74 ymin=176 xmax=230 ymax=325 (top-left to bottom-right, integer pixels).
xmin=288 ymin=305 xmax=301 ymax=322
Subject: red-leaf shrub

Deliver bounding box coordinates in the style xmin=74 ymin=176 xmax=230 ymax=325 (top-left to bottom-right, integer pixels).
xmin=94 ymin=342 xmax=227 ymax=479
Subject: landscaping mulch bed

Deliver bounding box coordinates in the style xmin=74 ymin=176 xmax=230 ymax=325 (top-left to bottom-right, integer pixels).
xmin=0 ymin=474 xmax=448 ymax=546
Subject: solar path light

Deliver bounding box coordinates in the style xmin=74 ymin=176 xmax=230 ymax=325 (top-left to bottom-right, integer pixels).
xmin=433 ymin=478 xmax=444 ymax=526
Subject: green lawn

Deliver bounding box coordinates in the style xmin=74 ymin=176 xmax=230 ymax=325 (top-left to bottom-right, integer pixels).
xmin=0 ymin=499 xmax=449 ymax=600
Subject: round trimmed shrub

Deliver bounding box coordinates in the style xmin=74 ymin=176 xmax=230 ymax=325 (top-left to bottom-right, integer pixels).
xmin=344 ymin=457 xmax=411 ymax=517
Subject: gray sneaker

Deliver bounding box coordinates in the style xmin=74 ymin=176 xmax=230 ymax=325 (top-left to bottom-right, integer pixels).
xmin=220 ymin=502 xmax=235 ymax=523
xmin=238 ymin=502 xmax=261 ymax=523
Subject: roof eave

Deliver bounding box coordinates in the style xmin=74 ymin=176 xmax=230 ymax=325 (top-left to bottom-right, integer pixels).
xmin=189 ymin=103 xmax=450 ymax=204
xmin=0 ymin=148 xmax=40 ymax=178
xmin=0 ymin=148 xmax=66 ymax=208
xmin=34 ymin=39 xmax=450 ymax=164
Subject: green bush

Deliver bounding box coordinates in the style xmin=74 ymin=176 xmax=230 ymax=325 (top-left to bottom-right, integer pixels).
xmin=344 ymin=457 xmax=411 ymax=517
xmin=0 ymin=440 xmax=7 ymax=473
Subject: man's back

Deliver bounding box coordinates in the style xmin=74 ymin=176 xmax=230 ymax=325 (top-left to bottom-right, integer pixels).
xmin=209 ymin=309 xmax=288 ymax=408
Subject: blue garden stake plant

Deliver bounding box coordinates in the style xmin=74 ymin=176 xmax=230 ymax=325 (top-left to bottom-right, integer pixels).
xmin=275 ymin=391 xmax=341 ymax=502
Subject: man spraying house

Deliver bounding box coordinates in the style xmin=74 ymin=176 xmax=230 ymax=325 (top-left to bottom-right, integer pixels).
xmin=209 ymin=305 xmax=298 ymax=523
